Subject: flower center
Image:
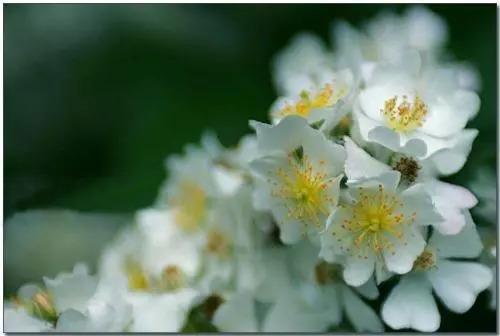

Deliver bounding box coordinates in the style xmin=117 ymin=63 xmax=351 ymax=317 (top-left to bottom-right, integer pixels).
xmin=171 ymin=181 xmax=207 ymax=232
xmin=314 ymin=261 xmax=341 ymax=285
xmin=381 ymin=95 xmax=428 ymax=133
xmin=125 ymin=260 xmax=150 ymax=291
xmin=271 ymin=151 xmax=335 ymax=226
xmin=391 ymin=155 xmax=420 ymax=184
xmin=205 ymin=229 xmax=232 ymax=258
xmin=340 ymin=185 xmax=414 ymax=255
xmin=161 ymin=265 xmax=185 ymax=291
xmin=277 ymin=83 xmax=347 ymax=118
xmin=413 ymin=248 xmax=437 ymax=271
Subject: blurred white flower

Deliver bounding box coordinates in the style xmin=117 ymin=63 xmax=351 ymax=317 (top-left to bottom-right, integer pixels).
xmin=250 ymin=116 xmax=345 ymax=244
xmin=332 ymin=6 xmax=448 ymax=76
xmin=382 ymin=215 xmax=492 ymax=332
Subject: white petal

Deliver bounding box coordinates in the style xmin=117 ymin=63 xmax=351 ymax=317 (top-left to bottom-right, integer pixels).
xmin=4 ymin=307 xmax=51 ymax=332
xmin=43 ymin=263 xmax=97 ymax=313
xmin=428 ymin=211 xmax=483 ymax=259
xmin=127 ymin=289 xmax=199 ymax=332
xmin=262 ymin=294 xmax=330 ymax=332
xmin=368 ymin=126 xmax=403 ymax=153
xmin=354 ymin=276 xmax=379 ymax=300
xmin=343 ymin=136 xmax=390 ymax=181
xmin=382 ymin=226 xmax=426 ymax=274
xmin=429 ymin=260 xmax=492 ymax=313
xmin=56 ymin=309 xmax=93 ymax=332
xmin=213 ymin=292 xmax=258 ymax=332
xmin=341 ymin=285 xmax=384 ymax=332
xmin=255 ymin=248 xmax=295 ymax=303
xmin=343 ymin=255 xmax=375 ymax=287
xmin=381 ymin=273 xmax=440 ymax=332
xmin=426 ymin=180 xmax=478 ymax=235
xmin=401 ymin=183 xmax=443 ymax=225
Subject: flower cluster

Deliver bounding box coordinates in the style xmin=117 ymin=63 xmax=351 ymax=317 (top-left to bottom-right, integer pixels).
xmin=5 ymin=7 xmax=495 ymax=333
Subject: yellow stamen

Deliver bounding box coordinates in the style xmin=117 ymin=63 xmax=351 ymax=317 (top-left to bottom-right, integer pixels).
xmin=171 ymin=181 xmax=207 ymax=232
xmin=337 ymin=185 xmax=411 ymax=257
xmin=381 ymin=95 xmax=427 ymax=133
xmin=276 ymin=83 xmax=347 ymax=119
xmin=271 ymin=153 xmax=335 ymax=227
xmin=125 ymin=261 xmax=149 ymax=291
xmin=161 ymin=265 xmax=185 ymax=291
xmin=205 ymin=229 xmax=231 ymax=258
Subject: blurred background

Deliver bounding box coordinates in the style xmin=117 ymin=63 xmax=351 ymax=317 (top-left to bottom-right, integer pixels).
xmin=4 ymin=4 xmax=496 ymax=331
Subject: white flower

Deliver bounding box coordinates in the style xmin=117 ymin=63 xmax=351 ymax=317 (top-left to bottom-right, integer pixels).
xmin=5 ymin=263 xmax=131 ymax=332
xmin=272 ymin=33 xmax=334 ymax=96
xmin=269 ymin=69 xmax=354 ymax=129
xmin=4 ymin=304 xmax=51 ymax=332
xmin=365 ymin=7 xmax=448 ymax=63
xmin=198 ymin=186 xmax=265 ymax=295
xmin=250 ymin=116 xmax=345 ymax=244
xmin=214 ymin=242 xmax=383 ymax=333
xmin=355 ymin=59 xmax=480 ymax=160
xmin=381 ymin=214 xmax=492 ymax=332
xmin=332 ymin=6 xmax=447 ymax=76
xmin=157 ymin=144 xmax=243 ymax=233
xmin=97 ymin=214 xmax=203 ymax=332
xmin=320 ymin=144 xmax=443 ymax=285
xmin=342 ymin=136 xmax=477 ymax=236
xmin=287 ymin=242 xmax=384 ymax=332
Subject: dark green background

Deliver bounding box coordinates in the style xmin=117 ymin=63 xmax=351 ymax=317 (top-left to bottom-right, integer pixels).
xmin=4 ymin=4 xmax=497 ymax=332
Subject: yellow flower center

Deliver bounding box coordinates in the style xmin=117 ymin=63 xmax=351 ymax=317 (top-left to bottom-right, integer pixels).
xmin=338 ymin=185 xmax=414 ymax=255
xmin=171 ymin=181 xmax=207 ymax=232
xmin=125 ymin=261 xmax=150 ymax=291
xmin=161 ymin=265 xmax=185 ymax=291
xmin=277 ymin=83 xmax=347 ymax=119
xmin=205 ymin=229 xmax=231 ymax=258
xmin=21 ymin=291 xmax=58 ymax=324
xmin=271 ymin=152 xmax=335 ymax=226
xmin=381 ymin=95 xmax=428 ymax=133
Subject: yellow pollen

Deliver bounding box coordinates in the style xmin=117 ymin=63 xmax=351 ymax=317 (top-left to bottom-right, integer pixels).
xmin=271 ymin=153 xmax=335 ymax=226
xmin=171 ymin=181 xmax=207 ymax=232
xmin=205 ymin=229 xmax=231 ymax=258
xmin=339 ymin=185 xmax=411 ymax=256
xmin=381 ymin=95 xmax=428 ymax=133
xmin=125 ymin=261 xmax=150 ymax=291
xmin=30 ymin=291 xmax=57 ymax=323
xmin=161 ymin=265 xmax=185 ymax=291
xmin=276 ymin=83 xmax=347 ymax=119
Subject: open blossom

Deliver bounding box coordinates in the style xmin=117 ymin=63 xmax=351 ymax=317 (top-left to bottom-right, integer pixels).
xmin=5 ymin=6 xmax=493 ymax=333
xmin=250 ymin=116 xmax=345 ymax=244
xmin=5 ymin=264 xmax=131 ymax=332
xmin=157 ymin=143 xmax=243 ymax=233
xmin=97 ymin=213 xmax=202 ymax=332
xmin=354 ymin=57 xmax=480 ymax=160
xmin=332 ymin=6 xmax=447 ymax=79
xmin=342 ymin=137 xmax=478 ymax=235
xmin=382 ymin=214 xmax=492 ymax=332
xmin=270 ymin=33 xmax=355 ymax=129
xmin=320 ymin=170 xmax=442 ymax=286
